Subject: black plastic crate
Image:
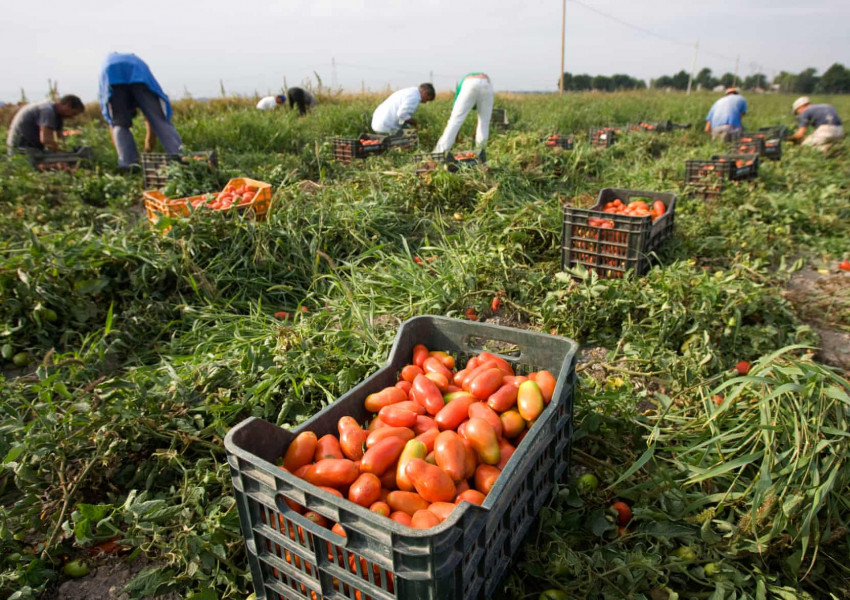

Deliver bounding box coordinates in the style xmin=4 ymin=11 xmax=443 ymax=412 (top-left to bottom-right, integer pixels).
xmin=25 ymin=146 xmax=94 ymax=170
xmin=733 ymin=132 xmax=781 ymax=161
xmin=728 ymin=137 xmax=765 ymax=157
xmin=544 ymin=134 xmax=574 ymax=150
xmin=684 ymin=159 xmax=733 ymax=199
xmin=412 ymin=150 xmax=483 ymax=174
xmin=225 ymin=316 xmax=577 ymax=600
xmin=758 ymin=125 xmax=790 ymax=141
xmin=141 ymin=150 xmax=218 ymax=190
xmin=331 ymin=134 xmax=387 ymax=164
xmin=385 ymin=130 xmax=418 ymax=151
xmin=710 ymin=153 xmax=759 ymax=180
xmin=589 ymin=127 xmax=617 ymax=148
xmin=491 ymin=108 xmax=509 ymax=131
xmin=561 ymin=188 xmax=677 ymax=279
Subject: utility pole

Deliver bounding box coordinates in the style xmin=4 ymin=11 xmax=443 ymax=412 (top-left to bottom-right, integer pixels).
xmin=686 ymin=40 xmax=699 ymax=95
xmin=559 ymin=0 xmax=566 ymax=94
xmin=734 ymin=55 xmax=740 ymax=87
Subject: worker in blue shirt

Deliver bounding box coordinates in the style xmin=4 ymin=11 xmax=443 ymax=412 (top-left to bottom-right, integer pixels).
xmin=704 ymin=88 xmax=747 ymax=141
xmin=99 ymin=53 xmax=182 ymax=169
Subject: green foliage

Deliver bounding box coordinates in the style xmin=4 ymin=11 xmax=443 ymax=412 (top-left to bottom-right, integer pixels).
xmin=0 ymin=91 xmax=848 ymax=599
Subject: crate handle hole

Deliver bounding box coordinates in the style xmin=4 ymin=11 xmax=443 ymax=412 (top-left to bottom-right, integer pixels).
xmin=466 ymin=337 xmax=522 ymax=358
xmin=274 ymin=494 xmax=349 ymax=548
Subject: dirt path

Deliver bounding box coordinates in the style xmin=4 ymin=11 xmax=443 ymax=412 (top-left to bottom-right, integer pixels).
xmin=783 ymin=266 xmax=850 ymax=373
xmin=56 ymin=556 xmax=180 ymax=600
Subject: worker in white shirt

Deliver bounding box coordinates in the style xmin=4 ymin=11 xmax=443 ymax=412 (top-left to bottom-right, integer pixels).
xmin=371 ymin=83 xmax=435 ymax=134
xmin=256 ymin=94 xmax=286 ymax=110
xmin=434 ymin=73 xmax=494 ymax=153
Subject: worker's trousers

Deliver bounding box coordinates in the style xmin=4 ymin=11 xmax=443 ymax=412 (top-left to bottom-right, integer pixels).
xmin=107 ymin=83 xmax=182 ymax=167
xmin=434 ymin=77 xmax=494 ymax=153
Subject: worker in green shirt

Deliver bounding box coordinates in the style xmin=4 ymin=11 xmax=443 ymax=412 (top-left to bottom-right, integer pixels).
xmin=434 ymin=73 xmax=494 ymax=152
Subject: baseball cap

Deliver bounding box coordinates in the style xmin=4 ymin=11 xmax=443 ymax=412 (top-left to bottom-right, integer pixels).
xmin=792 ymin=97 xmax=810 ymax=113
xmin=276 ymin=94 xmax=286 ymax=102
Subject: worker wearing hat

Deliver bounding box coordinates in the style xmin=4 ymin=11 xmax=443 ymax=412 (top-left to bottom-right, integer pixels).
xmin=256 ymin=94 xmax=286 ymax=110
xmin=788 ymin=97 xmax=844 ymax=152
xmin=704 ymin=87 xmax=747 ymax=141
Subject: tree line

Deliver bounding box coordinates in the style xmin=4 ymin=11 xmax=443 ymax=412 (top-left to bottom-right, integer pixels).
xmin=559 ymin=63 xmax=850 ymax=93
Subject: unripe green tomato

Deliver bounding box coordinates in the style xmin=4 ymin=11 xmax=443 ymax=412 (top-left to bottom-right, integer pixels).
xmin=1 ymin=344 xmax=13 ymax=360
xmin=675 ymin=546 xmax=697 ymax=561
xmin=63 ymin=559 xmax=90 ymax=578
xmin=704 ymin=562 xmax=720 ymax=577
xmin=12 ymin=352 xmax=31 ymax=367
xmin=576 ymin=473 xmax=599 ymax=494
xmin=539 ymin=590 xmax=569 ymax=600
xmin=41 ymin=308 xmax=58 ymax=322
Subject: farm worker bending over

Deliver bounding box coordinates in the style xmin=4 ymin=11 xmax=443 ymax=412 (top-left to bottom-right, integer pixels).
xmin=788 ymin=97 xmax=844 ymax=152
xmin=287 ymin=87 xmax=317 ymax=116
xmin=257 ymin=94 xmax=286 ymax=110
xmin=6 ymin=95 xmax=85 ymax=157
xmin=99 ymin=52 xmax=183 ymax=169
xmin=371 ymin=83 xmax=435 ymax=134
xmin=704 ymin=88 xmax=747 ymax=141
xmin=434 ymin=73 xmax=494 ymax=153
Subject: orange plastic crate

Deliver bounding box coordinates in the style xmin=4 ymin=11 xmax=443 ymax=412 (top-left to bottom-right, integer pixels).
xmin=143 ymin=177 xmax=273 ymax=226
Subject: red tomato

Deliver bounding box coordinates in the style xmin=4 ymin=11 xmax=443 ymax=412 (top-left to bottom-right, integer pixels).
xmin=435 ymin=393 xmax=477 ymax=431
xmin=386 ymin=491 xmax=429 ymax=516
xmin=611 ymin=501 xmax=633 ymax=526
xmin=405 ymin=458 xmax=456 ymax=503
xmin=433 ymin=431 xmax=467 ymax=482
xmin=495 ymin=439 xmax=516 ymax=470
xmin=338 ymin=417 xmax=369 ymax=461
xmin=283 ymin=432 xmax=318 ymax=472
xmin=314 ymin=434 xmax=344 ymax=461
xmin=428 ymin=350 xmax=456 ymax=369
xmin=389 ymin=511 xmax=413 ymax=526
xmin=411 ymin=509 xmax=442 ymax=529
xmin=401 ymin=365 xmax=424 ymax=383
xmin=468 ymin=403 xmax=503 ymax=439
xmin=487 ymin=383 xmax=518 ymax=412
xmin=395 ymin=380 xmax=412 ymax=395
xmin=370 ymin=501 xmax=391 ymax=517
xmin=468 ymin=368 xmax=505 ymax=400
xmin=474 ymin=464 xmax=501 ymax=495
xmin=500 ymin=410 xmax=526 ymax=439
xmin=303 ymin=459 xmax=359 ymax=488
xmin=424 ymin=371 xmax=450 ymax=391
xmin=379 ymin=404 xmax=418 ymax=428
xmin=361 ymin=437 xmax=407 ymax=476
xmin=533 ymin=370 xmax=557 ymax=404
xmin=412 ymin=344 xmax=430 ymax=367
xmin=455 ymin=489 xmax=486 ymax=505
xmin=366 ymin=427 xmax=415 ymax=449
xmin=412 ymin=415 xmax=438 ymax=435
xmin=735 ymin=361 xmax=751 ymax=375
xmin=464 ymin=418 xmax=501 ymax=465
xmin=348 ymin=473 xmax=382 ymax=507
xmin=411 ymin=374 xmax=445 ymax=415
xmin=426 ymin=501 xmax=456 ymax=522
xmin=422 ymin=356 xmax=454 ymax=381
xmin=491 ymin=297 xmax=501 ymax=312
xmin=364 ymin=386 xmax=407 ymax=413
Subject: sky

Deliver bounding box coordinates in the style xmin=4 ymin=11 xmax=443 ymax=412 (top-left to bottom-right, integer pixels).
xmin=2 ymin=0 xmax=848 ymax=103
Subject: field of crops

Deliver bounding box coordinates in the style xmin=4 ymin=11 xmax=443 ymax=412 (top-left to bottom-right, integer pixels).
xmin=1 ymin=90 xmax=849 ymax=600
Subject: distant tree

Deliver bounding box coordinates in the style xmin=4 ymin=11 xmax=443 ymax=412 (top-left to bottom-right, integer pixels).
xmin=796 ymin=68 xmax=820 ymax=93
xmin=634 ymin=79 xmax=647 ymax=90
xmin=559 ymin=72 xmax=574 ymax=91
xmin=773 ymin=71 xmax=797 ymax=92
xmin=592 ymin=75 xmax=612 ymax=91
xmin=696 ymin=68 xmax=717 ymax=89
xmin=719 ymin=72 xmax=736 ymax=88
xmin=572 ymin=74 xmax=593 ymax=91
xmin=670 ymin=70 xmax=690 ymax=90
xmin=654 ymin=75 xmax=673 ymax=89
xmin=817 ymin=63 xmax=850 ymax=93
xmin=743 ymin=73 xmax=768 ymax=90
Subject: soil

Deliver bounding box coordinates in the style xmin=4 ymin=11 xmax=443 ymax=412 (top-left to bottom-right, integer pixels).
xmin=783 ymin=266 xmax=850 ymax=374
xmin=56 ymin=556 xmax=180 ymax=600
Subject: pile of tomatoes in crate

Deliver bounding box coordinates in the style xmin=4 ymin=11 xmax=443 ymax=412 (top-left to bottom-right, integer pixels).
xmin=189 ymin=183 xmax=259 ymax=211
xmin=360 ymin=139 xmax=382 ymax=148
xmin=279 ymin=344 xmax=556 ymax=531
xmin=585 ymin=198 xmax=667 ymax=228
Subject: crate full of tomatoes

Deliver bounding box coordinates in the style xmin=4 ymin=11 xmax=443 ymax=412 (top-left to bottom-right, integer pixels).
xmin=731 ymin=132 xmax=781 ymax=161
xmin=413 ymin=150 xmax=483 ymax=174
xmin=588 ymin=126 xmax=618 ymax=148
xmin=143 ymin=177 xmax=272 ymax=226
xmin=225 ymin=316 xmax=577 ymax=600
xmin=561 ymin=188 xmax=677 ymax=279
xmin=330 ymin=134 xmax=387 ymax=164
xmin=544 ymin=134 xmax=574 ymax=150
xmin=710 ymin=153 xmax=759 ymax=180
